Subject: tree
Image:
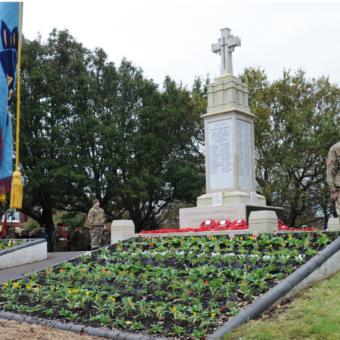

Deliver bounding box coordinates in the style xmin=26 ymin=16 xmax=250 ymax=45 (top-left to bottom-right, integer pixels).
xmin=240 ymin=68 xmax=340 ymax=226
xmin=65 ymin=51 xmax=206 ymax=232
xmin=14 ymin=29 xmax=206 ymax=236
xmin=12 ymin=29 xmax=91 ymax=249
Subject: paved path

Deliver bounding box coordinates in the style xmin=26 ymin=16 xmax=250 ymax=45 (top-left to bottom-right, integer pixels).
xmin=0 ymin=251 xmax=86 ymax=284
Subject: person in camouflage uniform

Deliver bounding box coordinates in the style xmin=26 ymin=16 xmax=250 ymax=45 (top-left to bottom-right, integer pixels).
xmin=327 ymin=142 xmax=340 ymax=218
xmin=100 ymin=229 xmax=110 ymax=247
xmin=88 ymin=199 xmax=106 ymax=250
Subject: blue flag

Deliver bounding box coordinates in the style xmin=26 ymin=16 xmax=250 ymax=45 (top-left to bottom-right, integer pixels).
xmin=0 ymin=2 xmax=23 ymax=195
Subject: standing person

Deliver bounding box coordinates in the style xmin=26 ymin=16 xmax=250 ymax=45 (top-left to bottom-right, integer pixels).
xmin=88 ymin=199 xmax=106 ymax=250
xmin=327 ymin=143 xmax=340 ymax=219
xmin=54 ymin=223 xmax=69 ymax=252
xmin=101 ymin=230 xmax=111 ymax=247
xmin=6 ymin=227 xmax=16 ymax=239
xmin=83 ymin=227 xmax=91 ymax=250
xmin=70 ymin=224 xmax=86 ymax=251
xmin=36 ymin=226 xmax=48 ymax=241
xmin=67 ymin=227 xmax=74 ymax=251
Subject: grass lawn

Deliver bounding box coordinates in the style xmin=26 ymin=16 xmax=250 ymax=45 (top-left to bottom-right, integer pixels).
xmin=223 ymin=270 xmax=340 ymax=340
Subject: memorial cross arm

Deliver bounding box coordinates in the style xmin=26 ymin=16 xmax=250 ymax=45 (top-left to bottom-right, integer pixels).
xmin=211 ymin=27 xmax=241 ymax=76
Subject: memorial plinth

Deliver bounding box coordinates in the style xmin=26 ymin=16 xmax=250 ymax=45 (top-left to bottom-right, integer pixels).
xmin=179 ymin=28 xmax=284 ymax=229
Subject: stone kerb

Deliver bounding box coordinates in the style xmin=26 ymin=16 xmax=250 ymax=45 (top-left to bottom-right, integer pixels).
xmin=111 ymin=220 xmax=135 ymax=244
xmin=248 ymin=210 xmax=278 ymax=233
xmin=0 ymin=239 xmax=47 ymax=270
xmin=327 ymin=217 xmax=339 ymax=231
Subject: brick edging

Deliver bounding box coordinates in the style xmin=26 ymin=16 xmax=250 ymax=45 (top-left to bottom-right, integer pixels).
xmin=0 ymin=239 xmax=46 ymax=256
xmin=205 ymin=236 xmax=340 ymax=339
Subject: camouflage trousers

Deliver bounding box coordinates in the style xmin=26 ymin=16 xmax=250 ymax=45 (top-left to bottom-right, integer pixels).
xmin=336 ymin=198 xmax=340 ymax=221
xmin=90 ymin=226 xmax=104 ymax=249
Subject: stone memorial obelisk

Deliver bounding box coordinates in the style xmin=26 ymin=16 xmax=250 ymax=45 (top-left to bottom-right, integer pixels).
xmin=179 ymin=27 xmax=283 ymax=229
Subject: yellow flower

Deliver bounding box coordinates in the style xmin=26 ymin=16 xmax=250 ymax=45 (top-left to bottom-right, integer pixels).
xmin=76 ymin=289 xmax=78 ymax=293
xmin=27 ymin=286 xmax=31 ymax=290
xmin=240 ymin=282 xmax=246 ymax=287
xmin=269 ymin=245 xmax=272 ymax=247
xmin=211 ymin=313 xmax=216 ymax=318
xmin=56 ymin=287 xmax=59 ymax=290
xmin=240 ymin=237 xmax=243 ymax=240
xmin=96 ymin=295 xmax=99 ymax=299
xmin=236 ymin=238 xmax=239 ymax=241
xmin=86 ymin=291 xmax=90 ymax=296
xmin=173 ymin=307 xmax=176 ymax=311
xmin=69 ymin=290 xmax=72 ymax=294
xmin=4 ymin=283 xmax=8 ymax=286
xmin=13 ymin=282 xmax=19 ymax=287
xmin=193 ymin=312 xmax=197 ymax=316
xmin=73 ymin=290 xmax=76 ymax=293
xmin=112 ymin=297 xmax=116 ymax=301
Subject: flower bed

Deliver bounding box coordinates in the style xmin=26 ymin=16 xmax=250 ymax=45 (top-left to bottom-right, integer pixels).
xmin=141 ymin=219 xmax=317 ymax=234
xmin=0 ymin=232 xmax=336 ymax=339
xmin=0 ymin=239 xmax=31 ymax=252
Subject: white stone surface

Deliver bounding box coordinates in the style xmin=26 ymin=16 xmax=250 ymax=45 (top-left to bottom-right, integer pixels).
xmin=203 ymin=112 xmax=256 ymax=196
xmin=236 ymin=119 xmax=253 ymax=189
xmin=327 ymin=218 xmax=339 ymax=231
xmin=197 ymin=191 xmax=266 ymax=207
xmin=212 ymin=192 xmax=222 ymax=206
xmin=111 ymin=220 xmax=135 ymax=244
xmin=248 ymin=210 xmax=278 ymax=233
xmin=179 ymin=204 xmax=247 ymax=229
xmin=211 ymin=27 xmax=241 ymax=76
xmin=205 ymin=76 xmax=250 ymax=115
xmin=209 ymin=118 xmax=234 ymax=190
xmin=0 ymin=241 xmax=47 ymax=270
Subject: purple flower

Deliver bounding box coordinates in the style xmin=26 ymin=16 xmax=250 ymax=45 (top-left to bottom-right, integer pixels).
xmin=89 ymin=287 xmax=93 ymax=291
xmin=239 ymin=266 xmax=244 ymax=269
xmin=185 ymin=263 xmax=190 ymax=268
xmin=146 ymin=259 xmax=151 ymax=262
xmin=231 ymin=263 xmax=234 ymax=266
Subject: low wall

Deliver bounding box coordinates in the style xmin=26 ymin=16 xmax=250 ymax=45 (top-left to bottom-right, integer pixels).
xmin=0 ymin=239 xmax=47 ymax=270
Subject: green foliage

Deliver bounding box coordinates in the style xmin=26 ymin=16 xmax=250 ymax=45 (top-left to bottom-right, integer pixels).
xmin=240 ymin=68 xmax=340 ymax=227
xmin=21 ymin=218 xmax=40 ymax=231
xmin=54 ymin=212 xmax=86 ymax=229
xmin=14 ymin=29 xmax=206 ymax=233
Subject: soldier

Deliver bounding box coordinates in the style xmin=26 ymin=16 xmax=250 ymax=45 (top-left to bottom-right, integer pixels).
xmin=101 ymin=229 xmax=110 ymax=247
xmin=83 ymin=227 xmax=91 ymax=250
xmin=88 ymin=199 xmax=106 ymax=250
xmin=69 ymin=224 xmax=86 ymax=251
xmin=6 ymin=227 xmax=16 ymax=239
xmin=54 ymin=223 xmax=69 ymax=252
xmin=327 ymin=142 xmax=340 ymax=219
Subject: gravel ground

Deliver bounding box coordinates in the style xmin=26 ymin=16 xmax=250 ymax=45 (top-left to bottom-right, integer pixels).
xmin=0 ymin=319 xmax=102 ymax=340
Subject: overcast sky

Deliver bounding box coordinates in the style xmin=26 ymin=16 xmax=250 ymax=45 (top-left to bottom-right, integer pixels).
xmin=22 ymin=1 xmax=340 ymax=88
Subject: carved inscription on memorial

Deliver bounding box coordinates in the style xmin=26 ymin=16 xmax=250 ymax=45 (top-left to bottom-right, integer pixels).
xmin=208 ymin=119 xmax=234 ymax=189
xmin=236 ymin=119 xmax=253 ymax=189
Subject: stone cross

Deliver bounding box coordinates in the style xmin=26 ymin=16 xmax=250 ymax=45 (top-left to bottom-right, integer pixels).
xmin=212 ymin=27 xmax=241 ymax=76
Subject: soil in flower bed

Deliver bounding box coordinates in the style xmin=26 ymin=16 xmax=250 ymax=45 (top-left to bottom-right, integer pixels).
xmin=0 ymin=231 xmax=338 ymax=339
xmin=0 ymin=239 xmax=31 ymax=252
